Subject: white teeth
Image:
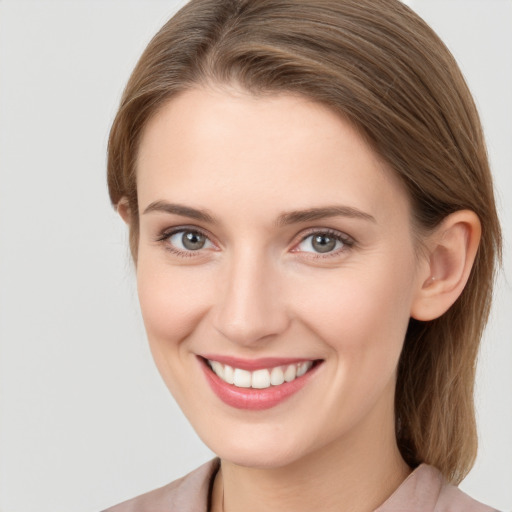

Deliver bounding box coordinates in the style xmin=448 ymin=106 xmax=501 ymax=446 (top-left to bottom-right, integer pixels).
xmin=284 ymin=364 xmax=297 ymax=382
xmin=233 ymin=368 xmax=252 ymax=388
xmin=211 ymin=361 xmax=224 ymax=379
xmin=270 ymin=366 xmax=285 ymax=386
xmin=297 ymin=361 xmax=312 ymax=377
xmin=208 ymin=360 xmax=315 ymax=389
xmin=252 ymin=369 xmax=271 ymax=389
xmin=223 ymin=365 xmax=234 ymax=384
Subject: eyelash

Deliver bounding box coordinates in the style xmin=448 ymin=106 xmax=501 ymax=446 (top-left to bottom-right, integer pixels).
xmin=155 ymin=226 xmax=213 ymax=258
xmin=155 ymin=226 xmax=355 ymax=259
xmin=294 ymin=228 xmax=355 ymax=259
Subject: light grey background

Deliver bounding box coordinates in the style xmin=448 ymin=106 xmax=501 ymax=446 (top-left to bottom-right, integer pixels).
xmin=0 ymin=1 xmax=510 ymax=511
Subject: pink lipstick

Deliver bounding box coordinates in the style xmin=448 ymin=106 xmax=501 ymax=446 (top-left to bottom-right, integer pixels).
xmin=198 ymin=356 xmax=321 ymax=410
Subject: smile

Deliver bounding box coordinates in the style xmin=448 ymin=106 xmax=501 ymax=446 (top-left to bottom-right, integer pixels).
xmin=207 ymin=359 xmax=313 ymax=389
xmin=199 ymin=356 xmax=322 ymax=410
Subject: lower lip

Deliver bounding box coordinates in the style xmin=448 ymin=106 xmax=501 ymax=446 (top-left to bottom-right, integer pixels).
xmin=199 ymin=358 xmax=321 ymax=411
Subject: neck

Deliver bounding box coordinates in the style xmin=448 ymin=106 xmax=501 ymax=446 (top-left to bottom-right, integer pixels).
xmin=211 ymin=396 xmax=410 ymax=512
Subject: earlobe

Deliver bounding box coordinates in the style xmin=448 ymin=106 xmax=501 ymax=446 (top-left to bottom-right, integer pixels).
xmin=117 ymin=197 xmax=132 ymax=225
xmin=411 ymin=210 xmax=481 ymax=321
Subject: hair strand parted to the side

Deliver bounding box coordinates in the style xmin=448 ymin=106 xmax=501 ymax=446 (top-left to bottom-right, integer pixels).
xmin=107 ymin=0 xmax=502 ymax=483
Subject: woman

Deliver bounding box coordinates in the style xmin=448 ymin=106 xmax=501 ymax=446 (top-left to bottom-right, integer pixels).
xmin=103 ymin=0 xmax=502 ymax=510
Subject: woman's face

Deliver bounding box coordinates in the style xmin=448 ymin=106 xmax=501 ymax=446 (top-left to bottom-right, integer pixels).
xmin=134 ymin=86 xmax=426 ymax=468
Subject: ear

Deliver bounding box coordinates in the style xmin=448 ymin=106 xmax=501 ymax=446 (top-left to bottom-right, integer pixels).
xmin=411 ymin=210 xmax=481 ymax=321
xmin=117 ymin=197 xmax=132 ymax=225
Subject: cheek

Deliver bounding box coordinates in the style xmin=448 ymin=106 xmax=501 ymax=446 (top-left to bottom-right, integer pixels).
xmin=289 ymin=262 xmax=416 ymax=429
xmin=292 ymin=254 xmax=416 ymax=358
xmin=136 ymin=261 xmax=211 ymax=345
xmin=135 ymin=260 xmax=215 ymax=407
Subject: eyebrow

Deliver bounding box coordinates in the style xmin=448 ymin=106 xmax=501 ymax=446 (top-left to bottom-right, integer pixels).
xmin=276 ymin=206 xmax=376 ymax=226
xmin=142 ymin=201 xmax=376 ymax=225
xmin=143 ymin=201 xmax=215 ymax=223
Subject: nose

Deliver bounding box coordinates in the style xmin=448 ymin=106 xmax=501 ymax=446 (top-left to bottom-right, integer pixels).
xmin=212 ymin=248 xmax=290 ymax=347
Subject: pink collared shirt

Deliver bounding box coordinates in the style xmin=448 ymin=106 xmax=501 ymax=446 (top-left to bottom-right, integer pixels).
xmin=103 ymin=459 xmax=499 ymax=512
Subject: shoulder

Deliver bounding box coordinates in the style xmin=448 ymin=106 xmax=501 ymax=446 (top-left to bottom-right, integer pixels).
xmin=101 ymin=458 xmax=220 ymax=512
xmin=377 ymin=464 xmax=500 ymax=512
xmin=436 ymin=471 xmax=499 ymax=512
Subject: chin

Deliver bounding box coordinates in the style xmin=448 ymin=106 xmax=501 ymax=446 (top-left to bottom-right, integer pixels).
xmin=217 ymin=446 xmax=302 ymax=469
xmin=197 ymin=424 xmax=316 ymax=469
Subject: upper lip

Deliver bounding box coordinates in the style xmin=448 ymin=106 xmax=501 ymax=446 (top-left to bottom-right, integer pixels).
xmin=200 ymin=354 xmax=319 ymax=371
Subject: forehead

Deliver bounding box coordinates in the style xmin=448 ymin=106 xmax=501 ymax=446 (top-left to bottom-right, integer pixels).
xmin=136 ymin=86 xmax=410 ymax=225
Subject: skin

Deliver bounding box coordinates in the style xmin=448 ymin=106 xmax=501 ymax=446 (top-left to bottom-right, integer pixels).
xmin=124 ymin=85 xmax=480 ymax=512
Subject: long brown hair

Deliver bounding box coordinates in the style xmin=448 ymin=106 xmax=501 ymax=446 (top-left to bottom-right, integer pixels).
xmin=107 ymin=0 xmax=502 ymax=483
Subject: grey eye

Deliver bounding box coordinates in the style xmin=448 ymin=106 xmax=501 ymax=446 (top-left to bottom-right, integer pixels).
xmin=311 ymin=234 xmax=337 ymax=253
xmin=297 ymin=233 xmax=343 ymax=254
xmin=169 ymin=230 xmax=211 ymax=251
